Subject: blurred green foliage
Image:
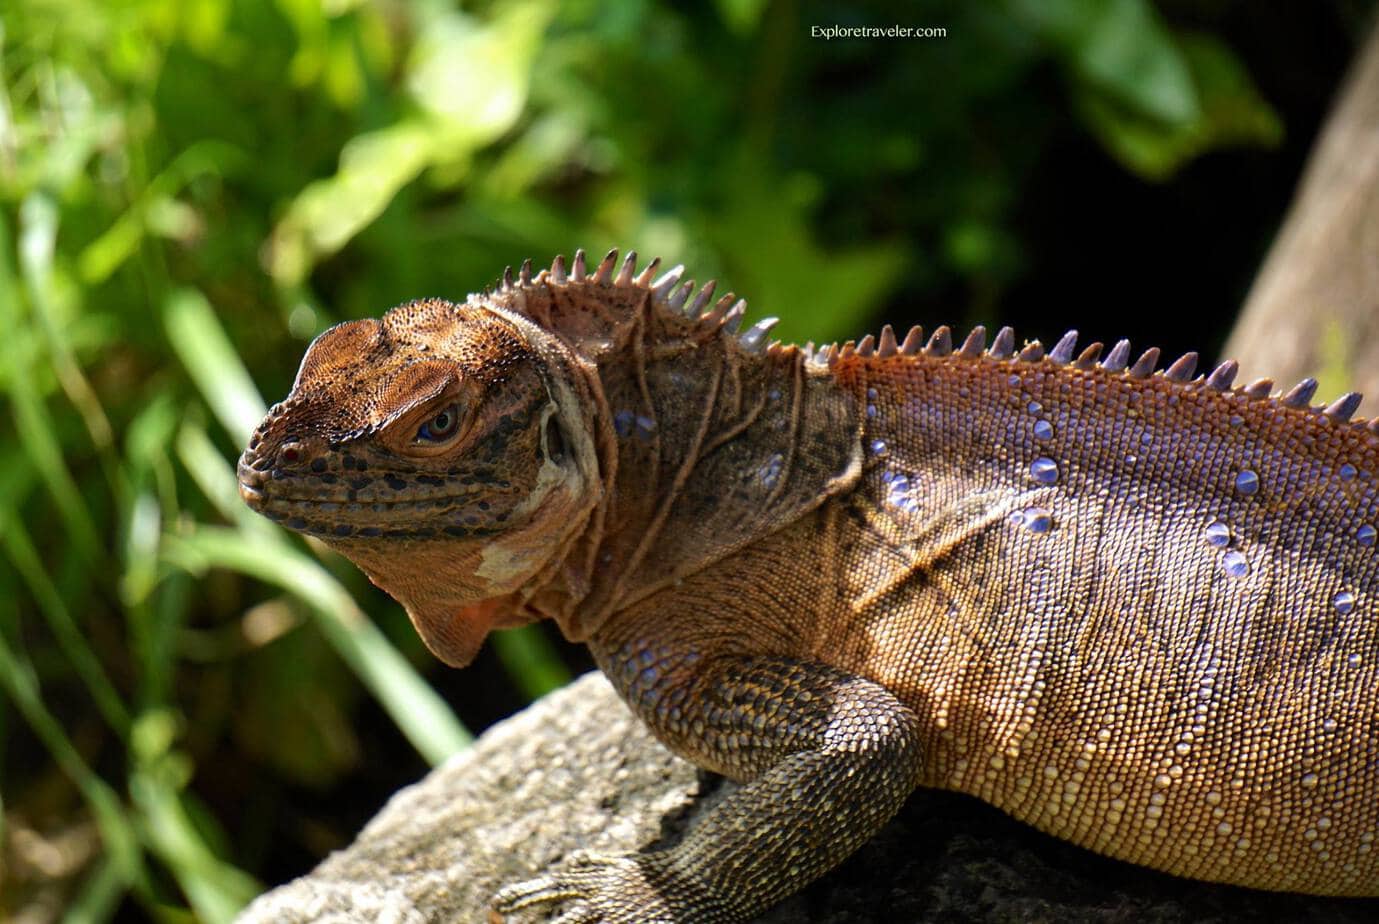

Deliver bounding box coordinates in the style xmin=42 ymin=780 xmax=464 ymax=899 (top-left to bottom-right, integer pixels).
xmin=0 ymin=0 xmax=1315 ymax=918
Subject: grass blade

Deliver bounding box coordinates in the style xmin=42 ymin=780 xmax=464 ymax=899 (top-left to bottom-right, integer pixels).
xmin=129 ymin=769 xmax=260 ymax=923
xmin=0 ymin=212 xmax=101 ymax=560
xmin=0 ymin=513 xmax=130 ymax=734
xmin=0 ymin=628 xmax=145 ymax=893
xmin=163 ymin=288 xmax=267 ymax=445
xmin=491 ymin=625 xmax=570 ymax=700
xmin=164 ymin=525 xmax=471 ymax=763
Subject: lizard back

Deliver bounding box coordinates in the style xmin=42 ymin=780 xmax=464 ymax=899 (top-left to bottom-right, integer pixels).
xmin=815 ymin=332 xmax=1379 ymax=895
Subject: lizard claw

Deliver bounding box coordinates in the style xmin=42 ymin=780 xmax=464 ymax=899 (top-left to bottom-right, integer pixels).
xmin=492 ymin=852 xmax=713 ymax=924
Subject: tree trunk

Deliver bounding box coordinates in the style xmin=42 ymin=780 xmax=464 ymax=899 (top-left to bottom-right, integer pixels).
xmin=1225 ymin=19 xmax=1379 ymax=406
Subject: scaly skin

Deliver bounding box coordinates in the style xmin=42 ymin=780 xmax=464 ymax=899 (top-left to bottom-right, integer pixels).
xmin=239 ymin=249 xmax=1379 ymax=921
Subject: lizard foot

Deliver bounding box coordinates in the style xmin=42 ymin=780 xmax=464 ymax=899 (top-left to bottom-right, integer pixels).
xmin=491 ymin=851 xmax=729 ymax=924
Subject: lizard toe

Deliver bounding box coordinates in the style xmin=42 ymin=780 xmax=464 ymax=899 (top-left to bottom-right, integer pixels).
xmin=491 ymin=853 xmax=719 ymax=924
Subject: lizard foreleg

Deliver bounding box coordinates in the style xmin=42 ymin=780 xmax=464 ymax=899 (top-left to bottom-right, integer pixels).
xmin=493 ymin=655 xmax=925 ymax=923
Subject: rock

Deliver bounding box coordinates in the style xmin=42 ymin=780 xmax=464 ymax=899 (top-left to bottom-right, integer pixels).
xmin=239 ymin=672 xmax=1378 ymax=923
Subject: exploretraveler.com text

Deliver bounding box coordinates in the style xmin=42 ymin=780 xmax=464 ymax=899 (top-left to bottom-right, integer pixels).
xmin=810 ymin=25 xmax=947 ymax=40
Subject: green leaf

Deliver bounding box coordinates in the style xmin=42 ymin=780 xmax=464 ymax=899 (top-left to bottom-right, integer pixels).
xmin=0 ymin=513 xmax=130 ymax=735
xmin=267 ymin=119 xmax=438 ymax=286
xmin=1009 ymin=0 xmax=1199 ymax=124
xmin=63 ymin=856 xmax=126 ymax=924
xmin=1075 ymin=31 xmax=1282 ymax=180
xmin=406 ymin=2 xmax=552 ymax=141
xmin=705 ymin=162 xmax=908 ymax=343
xmin=174 ymin=422 xmax=265 ymax=530
xmin=713 ymin=0 xmax=769 ymax=35
xmin=268 ymin=1 xmax=556 ymax=285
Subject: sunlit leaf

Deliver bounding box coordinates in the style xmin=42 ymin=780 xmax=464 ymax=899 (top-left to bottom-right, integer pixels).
xmin=406 ymin=1 xmax=552 ymax=140
xmin=714 ymin=0 xmax=769 ymax=35
xmin=268 ymin=0 xmax=555 ymax=285
xmin=1008 ymin=0 xmax=1199 ymax=125
xmin=1075 ymin=31 xmax=1282 ymax=180
xmin=267 ymin=119 xmax=436 ymax=286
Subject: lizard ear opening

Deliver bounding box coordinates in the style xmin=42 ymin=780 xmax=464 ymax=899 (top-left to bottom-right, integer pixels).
xmin=544 ymin=412 xmax=566 ymax=464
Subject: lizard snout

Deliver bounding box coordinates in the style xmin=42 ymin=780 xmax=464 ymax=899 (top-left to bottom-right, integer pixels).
xmin=236 ymin=453 xmax=268 ymax=508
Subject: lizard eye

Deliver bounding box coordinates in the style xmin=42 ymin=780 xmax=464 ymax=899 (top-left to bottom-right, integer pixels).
xmin=415 ymin=404 xmax=462 ymax=443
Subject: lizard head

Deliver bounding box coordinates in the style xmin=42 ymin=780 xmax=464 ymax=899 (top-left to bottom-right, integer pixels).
xmin=237 ymin=296 xmax=601 ymax=666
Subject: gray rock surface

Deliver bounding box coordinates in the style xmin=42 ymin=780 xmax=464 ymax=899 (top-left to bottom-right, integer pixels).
xmin=240 ymin=672 xmax=1379 ymax=923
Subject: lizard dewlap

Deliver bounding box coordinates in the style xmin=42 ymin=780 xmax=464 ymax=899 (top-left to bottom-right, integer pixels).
xmin=240 ymin=248 xmax=1379 ymax=922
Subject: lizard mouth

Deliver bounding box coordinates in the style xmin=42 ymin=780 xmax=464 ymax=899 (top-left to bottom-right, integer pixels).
xmin=235 ymin=453 xmax=509 ymax=540
xmin=237 ymin=453 xmax=493 ymax=512
xmin=238 ymin=479 xmax=265 ymax=505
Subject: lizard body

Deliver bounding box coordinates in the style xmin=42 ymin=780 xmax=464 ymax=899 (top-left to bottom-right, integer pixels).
xmin=238 ymin=249 xmax=1379 ymax=921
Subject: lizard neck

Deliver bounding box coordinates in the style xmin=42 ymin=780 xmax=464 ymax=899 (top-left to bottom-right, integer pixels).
xmin=536 ymin=310 xmax=864 ymax=642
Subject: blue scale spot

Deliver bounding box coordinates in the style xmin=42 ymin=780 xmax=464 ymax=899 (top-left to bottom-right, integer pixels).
xmin=1359 ymin=524 xmax=1377 ymax=547
xmin=885 ymin=473 xmax=920 ymax=513
xmin=1020 ymin=507 xmax=1053 ymax=533
xmin=870 ymin=439 xmax=887 ymax=455
xmin=1204 ymin=521 xmax=1231 ymax=548
xmin=614 ymin=410 xmax=636 ymax=437
xmin=1030 ymin=457 xmax=1059 ymax=485
xmin=1222 ymin=550 xmax=1250 ymax=578
xmin=1340 ymin=463 xmax=1358 ymax=482
xmin=760 ymin=453 xmax=785 ymax=488
xmin=1234 ymin=470 xmax=1260 ymax=496
xmin=1033 ymin=419 xmax=1054 ymax=441
xmin=1335 ymin=591 xmax=1356 ymax=615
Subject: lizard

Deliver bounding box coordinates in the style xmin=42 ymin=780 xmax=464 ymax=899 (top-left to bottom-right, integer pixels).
xmin=237 ymin=248 xmax=1379 ymax=922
